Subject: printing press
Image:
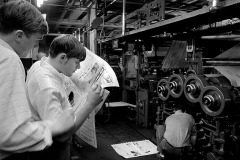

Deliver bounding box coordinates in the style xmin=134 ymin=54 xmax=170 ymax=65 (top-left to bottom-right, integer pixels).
xmin=127 ymin=39 xmax=240 ymax=160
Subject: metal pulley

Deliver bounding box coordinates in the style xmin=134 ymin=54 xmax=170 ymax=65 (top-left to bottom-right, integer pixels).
xmin=200 ymin=86 xmax=231 ymax=116
xmin=184 ymin=75 xmax=208 ymax=103
xmin=169 ymin=74 xmax=185 ymax=98
xmin=157 ymin=78 xmax=170 ymax=101
xmin=202 ymin=93 xmax=220 ymax=111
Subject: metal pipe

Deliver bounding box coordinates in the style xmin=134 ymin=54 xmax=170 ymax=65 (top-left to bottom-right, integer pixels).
xmin=122 ymin=0 xmax=126 ymax=36
xmin=202 ymin=35 xmax=240 ymax=41
xmin=201 ymin=119 xmax=216 ymax=129
xmin=205 ymin=60 xmax=240 ymax=66
xmin=47 ymin=33 xmax=71 ymax=36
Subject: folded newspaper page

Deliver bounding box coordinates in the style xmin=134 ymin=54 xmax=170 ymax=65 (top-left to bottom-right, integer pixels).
xmin=111 ymin=140 xmax=158 ymax=158
xmin=65 ymin=47 xmax=119 ymax=148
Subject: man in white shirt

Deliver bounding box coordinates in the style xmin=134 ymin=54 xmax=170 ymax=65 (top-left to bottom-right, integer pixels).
xmin=0 ymin=1 xmax=77 ymax=159
xmin=156 ymin=104 xmax=197 ymax=160
xmin=26 ymin=35 xmax=104 ymax=160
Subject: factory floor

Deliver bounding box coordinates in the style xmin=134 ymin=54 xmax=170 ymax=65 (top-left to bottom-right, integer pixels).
xmin=70 ymin=107 xmax=159 ymax=160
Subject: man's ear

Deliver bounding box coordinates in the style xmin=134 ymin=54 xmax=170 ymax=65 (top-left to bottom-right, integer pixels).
xmin=59 ymin=53 xmax=68 ymax=63
xmin=15 ymin=30 xmax=24 ymax=43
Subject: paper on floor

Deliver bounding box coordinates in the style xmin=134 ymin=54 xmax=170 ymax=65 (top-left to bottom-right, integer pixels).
xmin=111 ymin=140 xmax=158 ymax=158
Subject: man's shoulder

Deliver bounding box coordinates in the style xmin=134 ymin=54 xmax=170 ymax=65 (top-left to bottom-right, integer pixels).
xmin=28 ymin=60 xmax=41 ymax=72
xmin=182 ymin=113 xmax=196 ymax=124
xmin=27 ymin=61 xmax=55 ymax=87
xmin=0 ymin=45 xmax=20 ymax=63
xmin=27 ymin=61 xmax=43 ymax=80
xmin=166 ymin=112 xmax=194 ymax=120
xmin=28 ymin=61 xmax=53 ymax=77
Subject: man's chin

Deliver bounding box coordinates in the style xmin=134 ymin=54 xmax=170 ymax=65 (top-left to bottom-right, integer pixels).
xmin=19 ymin=51 xmax=30 ymax=58
xmin=68 ymin=73 xmax=73 ymax=78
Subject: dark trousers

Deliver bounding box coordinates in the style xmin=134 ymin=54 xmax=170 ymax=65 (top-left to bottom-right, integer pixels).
xmin=28 ymin=141 xmax=70 ymax=160
xmin=3 ymin=140 xmax=70 ymax=160
xmin=3 ymin=153 xmax=30 ymax=160
xmin=160 ymin=138 xmax=193 ymax=160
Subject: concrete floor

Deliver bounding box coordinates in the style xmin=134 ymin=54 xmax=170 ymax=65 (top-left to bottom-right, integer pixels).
xmin=71 ymin=107 xmax=158 ymax=160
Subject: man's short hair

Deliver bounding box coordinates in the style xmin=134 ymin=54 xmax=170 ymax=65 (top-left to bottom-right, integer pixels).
xmin=173 ymin=103 xmax=187 ymax=112
xmin=0 ymin=0 xmax=48 ymax=36
xmin=49 ymin=35 xmax=86 ymax=61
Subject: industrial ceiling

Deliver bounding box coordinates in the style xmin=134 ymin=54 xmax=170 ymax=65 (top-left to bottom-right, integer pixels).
xmin=33 ymin=0 xmax=209 ymax=41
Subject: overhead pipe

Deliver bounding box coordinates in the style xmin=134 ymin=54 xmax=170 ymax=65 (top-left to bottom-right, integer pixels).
xmin=202 ymin=58 xmax=240 ymax=66
xmin=201 ymin=35 xmax=240 ymax=41
xmin=204 ymin=60 xmax=240 ymax=66
xmin=97 ymin=0 xmax=114 ymax=17
xmin=122 ymin=0 xmax=126 ymax=36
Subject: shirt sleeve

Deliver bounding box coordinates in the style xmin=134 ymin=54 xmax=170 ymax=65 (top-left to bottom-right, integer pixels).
xmin=0 ymin=54 xmax=52 ymax=153
xmin=34 ymin=87 xmax=66 ymax=122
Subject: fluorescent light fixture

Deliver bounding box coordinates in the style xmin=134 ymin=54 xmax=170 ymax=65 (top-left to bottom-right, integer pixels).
xmin=110 ymin=0 xmax=117 ymax=5
xmin=37 ymin=0 xmax=47 ymax=8
xmin=212 ymin=0 xmax=218 ymax=7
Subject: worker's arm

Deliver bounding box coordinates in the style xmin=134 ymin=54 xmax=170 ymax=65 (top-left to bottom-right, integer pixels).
xmin=190 ymin=116 xmax=197 ymax=147
xmin=29 ymin=83 xmax=104 ymax=142
xmin=191 ymin=135 xmax=197 ymax=147
xmin=0 ymin=56 xmax=53 ymax=153
xmin=52 ymin=84 xmax=104 ymax=141
xmin=73 ymin=84 xmax=104 ymax=131
xmin=30 ymin=86 xmax=76 ymax=142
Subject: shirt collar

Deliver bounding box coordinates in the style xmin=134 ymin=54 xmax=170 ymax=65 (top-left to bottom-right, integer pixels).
xmin=0 ymin=38 xmax=15 ymax=52
xmin=40 ymin=57 xmax=65 ymax=84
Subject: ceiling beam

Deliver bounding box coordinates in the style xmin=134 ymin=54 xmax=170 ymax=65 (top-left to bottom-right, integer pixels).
xmin=62 ymin=0 xmax=94 ymax=33
xmin=48 ymin=19 xmax=87 ymax=26
xmin=43 ymin=3 xmax=100 ymax=10
xmin=53 ymin=0 xmax=75 ymax=32
xmin=48 ymin=19 xmax=134 ymax=28
xmin=105 ymin=0 xmax=144 ymax=5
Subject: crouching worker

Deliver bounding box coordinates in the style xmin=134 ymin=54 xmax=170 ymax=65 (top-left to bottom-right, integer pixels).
xmin=156 ymin=104 xmax=197 ymax=160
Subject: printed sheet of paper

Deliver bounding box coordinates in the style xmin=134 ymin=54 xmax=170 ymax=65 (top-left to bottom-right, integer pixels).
xmin=76 ymin=90 xmax=109 ymax=148
xmin=65 ymin=47 xmax=119 ymax=148
xmin=111 ymin=140 xmax=158 ymax=158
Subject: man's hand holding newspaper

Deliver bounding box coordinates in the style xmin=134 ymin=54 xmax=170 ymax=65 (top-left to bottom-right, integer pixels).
xmin=64 ymin=47 xmax=119 ymax=148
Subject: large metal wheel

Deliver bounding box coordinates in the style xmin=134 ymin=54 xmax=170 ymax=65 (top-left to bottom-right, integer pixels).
xmin=169 ymin=74 xmax=185 ymax=98
xmin=157 ymin=78 xmax=170 ymax=101
xmin=184 ymin=75 xmax=208 ymax=103
xmin=200 ymin=86 xmax=231 ymax=116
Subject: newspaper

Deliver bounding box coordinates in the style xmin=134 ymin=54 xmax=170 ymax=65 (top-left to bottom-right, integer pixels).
xmin=111 ymin=140 xmax=158 ymax=158
xmin=65 ymin=47 xmax=119 ymax=148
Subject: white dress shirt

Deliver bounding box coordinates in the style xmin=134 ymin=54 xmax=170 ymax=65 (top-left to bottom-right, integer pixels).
xmin=0 ymin=39 xmax=52 ymax=160
xmin=26 ymin=57 xmax=72 ymax=123
xmin=26 ymin=57 xmax=73 ymax=160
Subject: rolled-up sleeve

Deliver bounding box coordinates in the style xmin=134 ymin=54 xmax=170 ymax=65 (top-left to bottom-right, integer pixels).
xmin=0 ymin=53 xmax=53 ymax=154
